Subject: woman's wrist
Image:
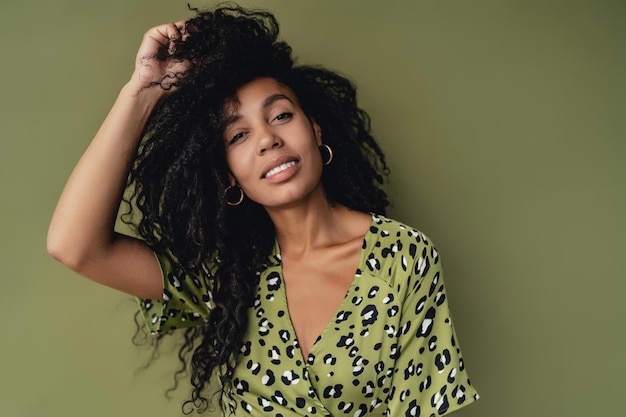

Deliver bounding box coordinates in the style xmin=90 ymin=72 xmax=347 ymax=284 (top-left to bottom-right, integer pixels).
xmin=119 ymin=79 xmax=164 ymax=117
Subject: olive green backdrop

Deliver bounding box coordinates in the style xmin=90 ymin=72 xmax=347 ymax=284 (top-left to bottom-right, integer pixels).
xmin=1 ymin=1 xmax=623 ymax=416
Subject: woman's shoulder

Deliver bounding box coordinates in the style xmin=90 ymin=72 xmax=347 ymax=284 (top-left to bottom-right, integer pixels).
xmin=367 ymin=213 xmax=437 ymax=253
xmin=360 ymin=214 xmax=441 ymax=295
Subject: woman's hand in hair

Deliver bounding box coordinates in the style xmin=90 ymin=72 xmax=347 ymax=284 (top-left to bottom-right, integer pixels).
xmin=130 ymin=21 xmax=191 ymax=93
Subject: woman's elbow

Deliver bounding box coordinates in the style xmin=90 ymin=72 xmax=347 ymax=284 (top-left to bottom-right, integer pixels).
xmin=46 ymin=231 xmax=89 ymax=272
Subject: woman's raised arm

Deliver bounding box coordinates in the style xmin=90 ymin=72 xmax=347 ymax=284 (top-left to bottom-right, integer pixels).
xmin=47 ymin=22 xmax=189 ymax=299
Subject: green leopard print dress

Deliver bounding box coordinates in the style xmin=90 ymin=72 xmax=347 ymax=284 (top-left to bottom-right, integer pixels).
xmin=139 ymin=214 xmax=479 ymax=416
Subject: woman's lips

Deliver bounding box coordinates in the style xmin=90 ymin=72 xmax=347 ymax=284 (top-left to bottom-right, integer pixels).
xmin=264 ymin=161 xmax=297 ymax=179
xmin=261 ymin=155 xmax=299 ymax=179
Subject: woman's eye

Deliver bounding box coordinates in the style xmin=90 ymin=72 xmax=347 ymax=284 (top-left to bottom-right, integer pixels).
xmin=229 ymin=132 xmax=245 ymax=144
xmin=274 ymin=112 xmax=293 ymax=122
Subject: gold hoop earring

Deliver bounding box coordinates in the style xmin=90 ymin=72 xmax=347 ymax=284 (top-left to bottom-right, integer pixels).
xmin=320 ymin=144 xmax=333 ymax=166
xmin=225 ymin=184 xmax=244 ymax=206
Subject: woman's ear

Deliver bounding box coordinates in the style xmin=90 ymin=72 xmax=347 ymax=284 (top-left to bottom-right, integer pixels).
xmin=228 ymin=172 xmax=237 ymax=187
xmin=311 ymin=119 xmax=322 ymax=146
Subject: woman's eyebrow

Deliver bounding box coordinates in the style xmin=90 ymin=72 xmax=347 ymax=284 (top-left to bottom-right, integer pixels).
xmin=263 ymin=93 xmax=293 ymax=108
xmin=223 ymin=94 xmax=294 ymax=129
xmin=223 ymin=114 xmax=241 ymax=129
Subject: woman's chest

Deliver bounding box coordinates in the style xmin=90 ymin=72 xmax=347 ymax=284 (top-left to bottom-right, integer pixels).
xmin=230 ymin=270 xmax=403 ymax=415
xmin=280 ymin=245 xmax=361 ymax=357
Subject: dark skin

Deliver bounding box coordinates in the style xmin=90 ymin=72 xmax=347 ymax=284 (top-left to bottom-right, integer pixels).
xmin=282 ymin=227 xmax=367 ymax=357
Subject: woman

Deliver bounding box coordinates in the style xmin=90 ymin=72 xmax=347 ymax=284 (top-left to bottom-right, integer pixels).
xmin=48 ymin=5 xmax=478 ymax=416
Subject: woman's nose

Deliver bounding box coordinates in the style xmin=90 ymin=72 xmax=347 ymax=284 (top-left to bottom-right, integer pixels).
xmin=258 ymin=130 xmax=282 ymax=154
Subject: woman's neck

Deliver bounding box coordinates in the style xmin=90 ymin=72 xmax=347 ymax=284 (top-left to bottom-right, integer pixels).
xmin=266 ymin=191 xmax=370 ymax=258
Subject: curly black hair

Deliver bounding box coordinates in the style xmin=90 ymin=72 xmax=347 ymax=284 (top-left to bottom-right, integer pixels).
xmin=124 ymin=3 xmax=389 ymax=414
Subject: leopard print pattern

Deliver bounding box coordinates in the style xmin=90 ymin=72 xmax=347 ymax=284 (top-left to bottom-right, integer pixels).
xmin=139 ymin=214 xmax=479 ymax=416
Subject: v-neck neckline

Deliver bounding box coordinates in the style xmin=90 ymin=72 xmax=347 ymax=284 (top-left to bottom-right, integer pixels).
xmin=272 ymin=214 xmax=376 ymax=363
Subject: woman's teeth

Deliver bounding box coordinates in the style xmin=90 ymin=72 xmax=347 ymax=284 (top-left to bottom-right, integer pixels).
xmin=265 ymin=161 xmax=296 ymax=178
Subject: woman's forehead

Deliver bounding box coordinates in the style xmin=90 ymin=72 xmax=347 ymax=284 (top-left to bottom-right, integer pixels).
xmin=223 ymin=78 xmax=299 ymax=115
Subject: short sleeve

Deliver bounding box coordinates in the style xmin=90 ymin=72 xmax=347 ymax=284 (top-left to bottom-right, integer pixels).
xmin=136 ymin=249 xmax=216 ymax=334
xmin=386 ymin=244 xmax=479 ymax=416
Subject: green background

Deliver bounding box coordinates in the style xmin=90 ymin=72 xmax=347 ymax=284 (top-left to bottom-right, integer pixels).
xmin=1 ymin=1 xmax=624 ymax=416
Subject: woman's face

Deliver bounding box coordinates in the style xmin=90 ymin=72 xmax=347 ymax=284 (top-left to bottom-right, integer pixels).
xmin=222 ymin=77 xmax=324 ymax=209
